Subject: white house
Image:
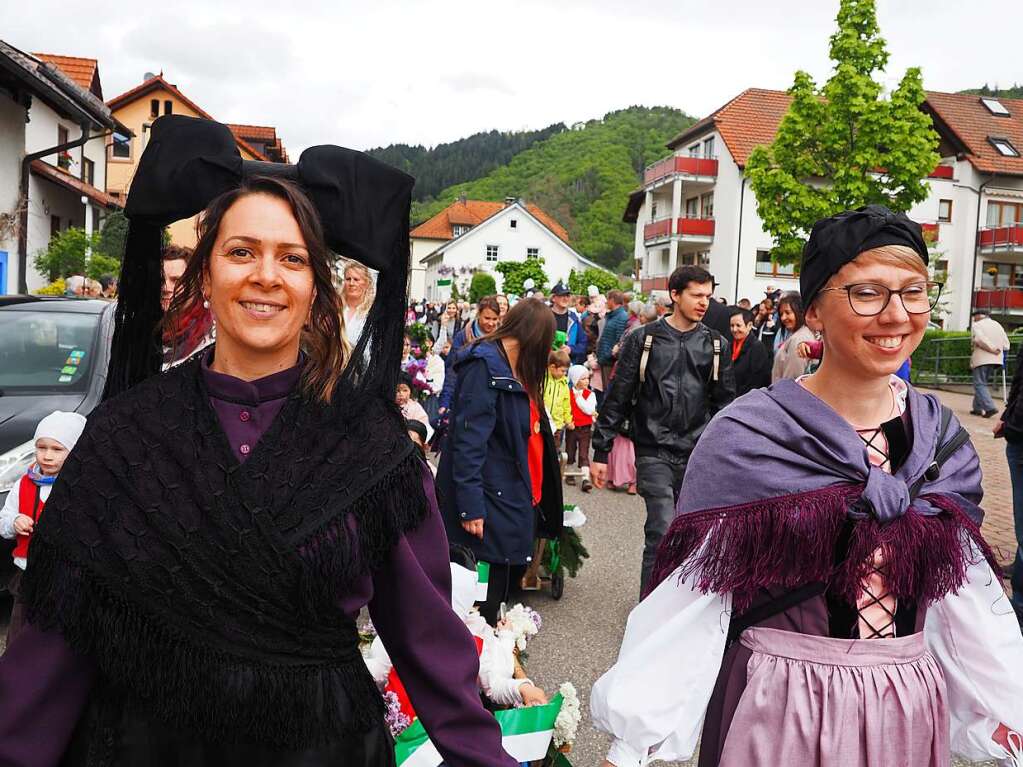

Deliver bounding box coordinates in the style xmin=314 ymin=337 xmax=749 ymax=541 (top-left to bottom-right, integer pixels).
xmin=627 ymin=87 xmax=1023 ymax=330
xmin=413 ymin=196 xmax=608 ymax=301
xmin=0 ymin=43 xmax=124 ymax=294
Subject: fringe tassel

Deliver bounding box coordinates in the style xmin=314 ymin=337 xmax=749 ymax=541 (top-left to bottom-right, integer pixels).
xmin=646 ymin=484 xmax=997 ymax=611
xmin=23 ymin=533 xmax=383 ymax=750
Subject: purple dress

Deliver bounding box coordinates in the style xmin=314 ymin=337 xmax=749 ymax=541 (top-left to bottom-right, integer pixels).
xmin=0 ymin=355 xmax=515 ymax=767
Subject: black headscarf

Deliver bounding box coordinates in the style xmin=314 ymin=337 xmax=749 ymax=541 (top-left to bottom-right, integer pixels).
xmin=799 ymin=204 xmax=928 ymax=306
xmin=107 ymin=114 xmax=414 ymax=402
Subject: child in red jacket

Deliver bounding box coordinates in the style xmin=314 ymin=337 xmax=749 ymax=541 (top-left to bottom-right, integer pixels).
xmin=565 ymin=364 xmax=596 ymax=492
xmin=0 ymin=410 xmax=86 ymax=642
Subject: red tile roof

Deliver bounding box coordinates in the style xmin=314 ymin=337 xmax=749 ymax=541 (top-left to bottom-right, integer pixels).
xmin=924 ymin=91 xmax=1023 ymax=177
xmin=667 ymin=88 xmax=792 ymax=168
xmin=410 ymin=199 xmax=570 ymax=243
xmin=107 ymin=75 xmax=270 ymax=161
xmin=33 ymin=53 xmax=101 ymax=98
xmin=30 ymin=159 xmax=121 ymax=209
xmin=227 ymin=124 xmax=289 ymax=163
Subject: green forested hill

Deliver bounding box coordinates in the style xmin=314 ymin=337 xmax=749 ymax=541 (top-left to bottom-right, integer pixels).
xmin=366 ymin=124 xmax=566 ymax=202
xmin=409 ymin=106 xmax=695 ymax=271
xmin=959 ymin=84 xmax=1023 ymax=99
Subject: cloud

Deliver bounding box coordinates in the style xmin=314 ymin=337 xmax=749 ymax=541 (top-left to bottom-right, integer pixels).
xmin=442 ymin=73 xmax=516 ymax=97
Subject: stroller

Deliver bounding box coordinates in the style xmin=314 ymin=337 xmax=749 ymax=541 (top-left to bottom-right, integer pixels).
xmin=520 ymin=504 xmax=588 ymax=601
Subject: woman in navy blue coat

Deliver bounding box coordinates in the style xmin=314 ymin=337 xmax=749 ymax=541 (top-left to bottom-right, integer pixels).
xmin=437 ymin=298 xmax=564 ymax=622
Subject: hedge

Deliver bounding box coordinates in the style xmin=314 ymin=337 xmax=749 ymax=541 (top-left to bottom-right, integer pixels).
xmin=910 ymin=329 xmax=1020 ymax=385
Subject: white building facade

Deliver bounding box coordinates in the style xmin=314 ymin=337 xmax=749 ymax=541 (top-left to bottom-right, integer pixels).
xmin=417 ymin=199 xmax=608 ymax=302
xmin=629 ymin=88 xmax=1023 ymax=331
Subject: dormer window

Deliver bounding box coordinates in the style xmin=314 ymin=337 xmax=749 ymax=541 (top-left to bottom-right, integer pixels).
xmin=990 ymin=137 xmax=1020 ymax=157
xmin=452 ymin=224 xmax=469 ymax=237
xmin=981 ymin=97 xmax=1011 ymax=117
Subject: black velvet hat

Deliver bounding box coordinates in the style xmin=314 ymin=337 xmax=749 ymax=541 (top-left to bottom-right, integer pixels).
xmin=106 ymin=115 xmax=414 ymax=400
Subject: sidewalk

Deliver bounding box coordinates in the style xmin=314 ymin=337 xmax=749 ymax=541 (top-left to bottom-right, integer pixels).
xmin=928 ymin=387 xmax=1016 ymax=569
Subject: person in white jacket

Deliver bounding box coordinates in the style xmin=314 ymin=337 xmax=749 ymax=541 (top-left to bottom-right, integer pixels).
xmin=971 ymin=311 xmax=1011 ymax=417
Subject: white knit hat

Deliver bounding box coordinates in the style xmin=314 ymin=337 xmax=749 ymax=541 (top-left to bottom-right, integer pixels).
xmin=34 ymin=411 xmax=88 ymax=452
xmin=587 ymin=285 xmax=600 ymax=298
xmin=568 ymin=364 xmax=590 ymax=386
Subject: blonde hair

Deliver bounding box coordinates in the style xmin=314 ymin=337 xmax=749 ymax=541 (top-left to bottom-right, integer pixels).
xmin=853 ymin=245 xmax=928 ymax=278
xmin=342 ymin=261 xmax=376 ymax=315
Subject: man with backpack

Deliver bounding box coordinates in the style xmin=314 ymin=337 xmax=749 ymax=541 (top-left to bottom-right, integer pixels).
xmin=591 ymin=266 xmax=736 ymax=592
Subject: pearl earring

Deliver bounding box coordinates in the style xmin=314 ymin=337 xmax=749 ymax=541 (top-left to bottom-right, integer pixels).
xmin=202 ymin=296 xmax=210 ymax=309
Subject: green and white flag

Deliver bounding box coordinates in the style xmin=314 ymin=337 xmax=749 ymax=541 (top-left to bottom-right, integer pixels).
xmin=476 ymin=561 xmax=490 ymax=602
xmin=394 ymin=693 xmax=564 ymax=767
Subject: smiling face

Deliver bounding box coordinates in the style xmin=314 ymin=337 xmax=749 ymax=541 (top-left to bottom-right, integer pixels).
xmin=203 ymin=193 xmax=314 ymax=368
xmin=35 ymin=437 xmax=69 ymax=476
xmin=730 ymin=314 xmax=752 ymax=342
xmin=477 ymin=307 xmax=500 ymax=334
xmin=779 ymin=304 xmax=797 ymax=331
xmin=806 ymin=249 xmax=929 ymax=380
xmin=343 ymin=266 xmax=368 ymax=305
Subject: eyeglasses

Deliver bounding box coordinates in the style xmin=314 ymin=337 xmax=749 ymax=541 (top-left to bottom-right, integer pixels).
xmin=818 ymin=281 xmax=943 ymax=317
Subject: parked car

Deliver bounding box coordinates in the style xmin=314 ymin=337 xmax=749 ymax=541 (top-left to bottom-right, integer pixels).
xmin=0 ymin=296 xmax=115 ymax=590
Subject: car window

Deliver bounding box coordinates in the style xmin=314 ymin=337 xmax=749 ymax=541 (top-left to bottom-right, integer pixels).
xmin=0 ymin=310 xmax=100 ymax=392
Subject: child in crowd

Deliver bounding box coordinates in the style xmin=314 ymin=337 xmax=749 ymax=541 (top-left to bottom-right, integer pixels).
xmin=542 ymin=348 xmax=573 ymax=446
xmin=397 ymin=372 xmax=433 ymax=441
xmin=364 ymin=547 xmax=548 ymax=712
xmin=565 ymin=365 xmax=596 ymax=492
xmin=0 ymin=410 xmax=87 ymax=643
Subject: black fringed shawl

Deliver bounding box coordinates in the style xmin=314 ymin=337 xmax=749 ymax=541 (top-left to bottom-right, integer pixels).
xmin=20 ymin=356 xmax=430 ymax=748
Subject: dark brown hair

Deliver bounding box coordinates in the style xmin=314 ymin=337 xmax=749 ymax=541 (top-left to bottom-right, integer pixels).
xmin=165 ymin=176 xmax=346 ymax=403
xmin=487 ymin=298 xmax=554 ymax=404
xmin=607 ymin=289 xmax=626 ymax=307
xmin=162 ymin=244 xmax=193 ymax=262
xmin=777 ymin=291 xmax=805 ymax=332
xmin=476 ymin=295 xmax=501 ymax=315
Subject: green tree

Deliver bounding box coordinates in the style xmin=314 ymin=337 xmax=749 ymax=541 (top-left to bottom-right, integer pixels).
xmin=567 ymin=267 xmax=620 ymax=296
xmin=468 ymin=271 xmax=498 ymax=303
xmin=86 ymin=253 xmax=121 ymax=280
xmin=34 ymin=228 xmax=95 ymax=281
xmin=495 ymin=255 xmax=549 ymax=298
xmin=96 ymin=210 xmax=129 ymax=261
xmin=746 ymin=0 xmax=940 ymax=264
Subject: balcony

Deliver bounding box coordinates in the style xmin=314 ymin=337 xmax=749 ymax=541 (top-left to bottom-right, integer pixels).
xmin=928 ymin=165 xmax=954 ymax=180
xmin=643 ymin=218 xmax=673 ymax=242
xmin=978 ymin=225 xmax=1023 ymax=254
xmin=974 ymin=288 xmax=1023 ymax=314
xmin=644 ymin=154 xmax=719 ymax=186
xmin=641 ymin=276 xmax=669 ymax=293
xmin=643 ymin=217 xmax=715 ymax=244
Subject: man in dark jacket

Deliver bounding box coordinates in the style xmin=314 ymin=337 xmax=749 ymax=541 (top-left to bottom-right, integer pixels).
xmin=591 ymin=266 xmax=736 ymax=593
xmin=996 ymin=345 xmax=1023 ymax=624
xmin=596 ymin=290 xmax=628 ymax=385
xmin=550 ymin=281 xmax=588 ymax=364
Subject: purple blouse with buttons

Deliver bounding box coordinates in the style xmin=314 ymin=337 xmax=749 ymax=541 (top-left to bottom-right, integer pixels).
xmin=0 ymin=354 xmax=515 ymax=767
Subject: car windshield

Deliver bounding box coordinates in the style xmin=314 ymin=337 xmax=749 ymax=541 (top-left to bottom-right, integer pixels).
xmin=0 ymin=310 xmax=100 ymax=393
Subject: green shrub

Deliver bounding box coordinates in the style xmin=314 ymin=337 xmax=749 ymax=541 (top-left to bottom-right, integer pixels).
xmin=468 ymin=271 xmax=497 ymax=303
xmin=567 ymin=267 xmax=619 ymax=296
xmin=34 ymin=278 xmax=66 ymax=296
xmin=910 ymin=329 xmax=1019 ymax=385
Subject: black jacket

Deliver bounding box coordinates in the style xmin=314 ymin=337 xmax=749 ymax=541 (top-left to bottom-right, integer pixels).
xmin=731 ymin=333 xmax=772 ymax=397
xmin=592 ymin=319 xmax=736 ymax=462
xmin=1002 ymin=347 xmax=1023 ymax=443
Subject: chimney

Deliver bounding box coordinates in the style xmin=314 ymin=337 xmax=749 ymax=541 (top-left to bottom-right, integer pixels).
xmin=458 ymin=194 xmax=467 ymax=205
xmin=144 ymin=71 xmax=157 ymax=82
xmin=504 ymin=196 xmax=517 ymax=207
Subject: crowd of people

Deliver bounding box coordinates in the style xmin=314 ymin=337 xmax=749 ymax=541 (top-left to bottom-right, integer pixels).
xmin=0 ymin=113 xmax=1020 ymax=767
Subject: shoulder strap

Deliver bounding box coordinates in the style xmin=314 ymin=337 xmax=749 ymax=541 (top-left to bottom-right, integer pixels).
xmin=638 ymin=333 xmax=654 ymax=385
xmin=711 ymin=336 xmax=722 ymax=383
xmin=908 ymin=404 xmax=970 ymax=499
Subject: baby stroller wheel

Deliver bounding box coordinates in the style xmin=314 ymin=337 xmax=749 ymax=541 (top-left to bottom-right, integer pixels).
xmin=550 ymin=571 xmax=565 ymax=600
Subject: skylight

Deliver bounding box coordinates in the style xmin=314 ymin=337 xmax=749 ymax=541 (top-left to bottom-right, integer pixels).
xmin=990 ymin=137 xmax=1020 ymax=157
xmin=981 ymin=97 xmax=1011 ymax=117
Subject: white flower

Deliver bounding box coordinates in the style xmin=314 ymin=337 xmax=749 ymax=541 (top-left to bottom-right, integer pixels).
xmin=503 ymin=603 xmax=539 ymax=652
xmin=553 ymin=682 xmax=580 ymax=748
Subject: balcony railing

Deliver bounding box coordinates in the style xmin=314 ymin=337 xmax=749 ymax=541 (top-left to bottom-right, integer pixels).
xmin=644 ymin=155 xmax=719 ymax=186
xmin=978 ymin=224 xmax=1023 ymax=253
xmin=928 ymin=165 xmax=954 ymax=180
xmin=640 ymin=276 xmax=669 ymax=293
xmin=974 ymin=287 xmax=1023 ymax=312
xmin=676 ymin=217 xmax=715 ymax=238
xmin=643 ymin=218 xmax=673 ymax=242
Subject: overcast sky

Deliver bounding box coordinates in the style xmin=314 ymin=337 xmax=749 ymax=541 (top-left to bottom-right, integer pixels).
xmin=6 ymin=1 xmax=1020 ymax=155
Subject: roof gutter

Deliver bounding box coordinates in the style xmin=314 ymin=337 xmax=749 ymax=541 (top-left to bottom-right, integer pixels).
xmin=964 ymin=173 xmax=993 ymax=329
xmin=18 ymin=122 xmax=92 ymax=293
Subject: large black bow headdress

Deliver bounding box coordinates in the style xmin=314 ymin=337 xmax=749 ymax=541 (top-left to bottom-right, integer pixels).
xmin=107 ymin=115 xmax=414 ymax=400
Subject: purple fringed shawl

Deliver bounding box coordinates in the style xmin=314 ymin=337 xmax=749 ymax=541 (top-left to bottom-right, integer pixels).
xmin=648 ymin=379 xmax=999 ymax=610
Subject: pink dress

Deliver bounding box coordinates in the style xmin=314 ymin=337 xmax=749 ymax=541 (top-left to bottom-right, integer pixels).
xmin=606 ymin=434 xmax=636 ymax=488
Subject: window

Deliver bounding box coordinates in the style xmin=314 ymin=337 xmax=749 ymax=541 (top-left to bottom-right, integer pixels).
xmin=509 ymin=219 xmax=517 ymax=229
xmin=50 ymin=215 xmax=61 ymax=239
xmin=486 ymin=245 xmax=499 ymax=262
xmin=650 ymin=200 xmax=658 ymax=220
xmin=700 ymin=192 xmax=714 ymax=219
xmin=56 ymin=126 xmax=70 ymax=169
xmin=698 ymin=251 xmax=711 ymax=267
xmin=755 ymin=249 xmax=797 ymax=278
xmin=110 ymin=132 xmax=131 ymax=160
xmin=703 ymin=136 xmax=715 ymax=158
xmin=938 ymin=199 xmax=952 ymax=222
xmin=981 ymin=97 xmax=1010 ymax=117
xmin=452 ymin=224 xmax=467 ymax=237
xmin=987 ymin=201 xmax=1023 ymax=227
xmin=164 ymin=100 xmax=173 ymax=116
xmin=981 ymin=262 xmax=1023 ymax=289
xmin=989 ymin=137 xmax=1020 ymax=157
xmin=688 ymin=144 xmax=700 ymax=158
xmin=150 ymin=99 xmax=159 ymax=117
xmin=685 ymin=197 xmax=699 ymax=218
xmin=82 ymin=158 xmax=95 ymax=187
xmin=527 ymin=247 xmax=540 ymax=259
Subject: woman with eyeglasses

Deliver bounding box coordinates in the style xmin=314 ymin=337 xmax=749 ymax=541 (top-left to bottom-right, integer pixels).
xmin=591 ymin=206 xmax=1022 ymax=767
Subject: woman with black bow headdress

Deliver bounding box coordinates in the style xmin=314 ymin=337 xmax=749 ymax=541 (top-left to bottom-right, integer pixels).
xmin=0 ymin=116 xmax=516 ymax=767
xmin=591 ymin=206 xmax=1023 ymax=766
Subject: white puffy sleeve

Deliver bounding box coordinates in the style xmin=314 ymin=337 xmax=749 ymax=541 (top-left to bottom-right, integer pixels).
xmin=590 ymin=567 xmax=731 ymax=766
xmin=363 ymin=635 xmax=394 ymax=689
xmin=924 ymin=537 xmax=1023 ymax=763
xmin=479 ymin=629 xmax=529 ymax=708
